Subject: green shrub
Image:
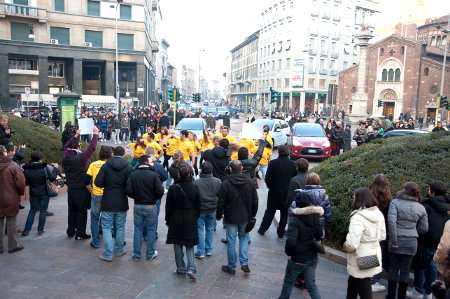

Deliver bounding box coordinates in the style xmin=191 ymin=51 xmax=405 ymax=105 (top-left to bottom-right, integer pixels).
xmin=7 ymin=116 xmax=63 ymax=163
xmin=315 ymin=132 xmax=450 ymax=247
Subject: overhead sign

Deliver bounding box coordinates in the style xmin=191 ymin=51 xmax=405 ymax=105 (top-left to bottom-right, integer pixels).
xmin=292 ymin=59 xmax=304 ymax=88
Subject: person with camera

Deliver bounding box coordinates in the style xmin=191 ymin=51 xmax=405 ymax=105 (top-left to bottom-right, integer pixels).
xmin=0 ymin=115 xmax=13 ymax=146
xmin=217 ymin=160 xmax=258 ymax=275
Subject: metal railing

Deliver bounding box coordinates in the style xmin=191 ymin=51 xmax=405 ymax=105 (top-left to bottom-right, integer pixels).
xmin=0 ymin=3 xmax=46 ymax=20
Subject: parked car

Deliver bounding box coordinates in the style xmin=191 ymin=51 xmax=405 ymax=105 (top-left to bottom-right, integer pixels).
xmin=247 ymin=119 xmax=288 ymax=148
xmin=175 ymin=118 xmax=207 ymax=139
xmin=382 ymin=129 xmax=429 ymax=139
xmin=289 ymin=123 xmax=331 ymax=160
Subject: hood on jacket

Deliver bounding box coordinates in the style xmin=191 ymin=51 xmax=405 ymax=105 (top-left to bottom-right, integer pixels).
xmin=396 ymin=192 xmax=419 ymax=202
xmin=199 ymin=173 xmax=213 ymax=179
xmin=228 ymin=173 xmax=251 ymax=186
xmin=0 ymin=156 xmax=12 ymax=171
xmin=212 ymin=146 xmax=227 ymax=159
xmin=351 ymin=206 xmax=383 ymax=224
xmin=23 ymin=161 xmax=46 ymax=170
xmin=109 ymin=156 xmax=129 ymax=171
xmin=292 ymin=206 xmax=324 ymax=216
xmin=426 ymin=196 xmax=450 ymax=214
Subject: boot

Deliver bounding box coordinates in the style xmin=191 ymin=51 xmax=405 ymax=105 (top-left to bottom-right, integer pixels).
xmin=397 ymin=282 xmax=408 ymax=299
xmin=386 ymin=280 xmax=397 ymax=299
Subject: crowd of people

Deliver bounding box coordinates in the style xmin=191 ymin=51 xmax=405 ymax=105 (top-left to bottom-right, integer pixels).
xmin=1 ymin=109 xmax=450 ymax=299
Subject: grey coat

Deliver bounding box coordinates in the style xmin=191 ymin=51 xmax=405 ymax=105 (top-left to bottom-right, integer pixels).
xmin=388 ymin=192 xmax=428 ymax=255
xmin=194 ymin=173 xmax=222 ymax=213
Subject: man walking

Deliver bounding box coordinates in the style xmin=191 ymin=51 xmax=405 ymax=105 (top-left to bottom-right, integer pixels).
xmin=286 ymin=158 xmax=309 ymax=207
xmin=95 ymin=146 xmax=132 ymax=262
xmin=258 ymin=146 xmax=297 ymax=238
xmin=127 ymin=155 xmax=164 ymax=261
xmin=217 ymin=160 xmax=258 ymax=274
xmin=62 ymin=127 xmax=98 ymax=240
xmin=194 ymin=161 xmax=222 ymax=258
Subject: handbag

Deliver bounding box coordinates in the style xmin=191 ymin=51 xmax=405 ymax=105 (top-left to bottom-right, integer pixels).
xmin=357 ymin=254 xmax=380 ymax=270
xmin=44 ymin=166 xmax=59 ymax=198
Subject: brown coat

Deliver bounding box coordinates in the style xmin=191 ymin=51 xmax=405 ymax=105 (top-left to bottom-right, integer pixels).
xmin=0 ymin=157 xmax=26 ymax=217
xmin=434 ymin=220 xmax=450 ymax=283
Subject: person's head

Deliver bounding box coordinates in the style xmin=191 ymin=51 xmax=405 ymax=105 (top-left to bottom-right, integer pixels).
xmin=428 ymin=181 xmax=447 ymax=197
xmin=222 ymin=126 xmax=229 ymax=136
xmin=345 ymin=124 xmax=351 ymax=130
xmin=135 ymin=137 xmax=145 ymax=148
xmin=402 ymin=182 xmax=421 ymax=201
xmin=238 ymin=147 xmax=249 ymax=160
xmin=263 ymin=125 xmax=270 ymax=133
xmin=212 ymin=136 xmax=221 ymax=146
xmin=147 ymin=132 xmax=155 ymax=142
xmin=278 ymin=145 xmax=290 ymax=157
xmin=30 ymin=150 xmax=43 ymax=162
xmin=99 ymin=145 xmax=113 ymax=161
xmin=5 ymin=143 xmax=15 ymax=156
xmin=200 ymin=161 xmax=213 ymax=175
xmin=138 ymin=155 xmax=150 ymax=166
xmin=173 ymin=151 xmax=183 ymax=162
xmin=0 ymin=114 xmax=9 ymax=127
xmin=219 ymin=138 xmax=229 ymax=149
xmin=305 ymin=172 xmax=320 ymax=186
xmin=436 ymin=121 xmax=442 ymax=128
xmin=188 ymin=132 xmax=195 ymax=141
xmin=147 ymin=126 xmax=153 ymax=134
xmin=179 ymin=163 xmax=193 ymax=181
xmin=113 ymin=146 xmax=125 ymax=157
xmin=180 ymin=130 xmax=189 ymax=140
xmin=352 ymin=187 xmax=378 ymax=210
xmin=295 ymin=158 xmax=309 ymax=174
xmin=229 ymin=160 xmax=243 ymax=174
xmin=369 ymin=174 xmax=392 ymax=210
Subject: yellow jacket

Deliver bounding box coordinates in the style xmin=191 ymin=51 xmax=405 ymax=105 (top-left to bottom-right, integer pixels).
xmin=129 ymin=143 xmax=147 ymax=159
xmin=166 ymin=137 xmax=180 ymax=156
xmin=259 ymin=147 xmax=272 ymax=166
xmin=146 ymin=141 xmax=163 ymax=159
xmin=239 ymin=138 xmax=257 ymax=155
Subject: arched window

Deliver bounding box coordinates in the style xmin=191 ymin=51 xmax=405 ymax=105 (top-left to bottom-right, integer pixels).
xmin=382 ymin=69 xmax=388 ymax=81
xmin=388 ymin=69 xmax=394 ymax=82
xmin=394 ymin=68 xmax=401 ymax=81
xmin=400 ymin=46 xmax=405 ymax=55
xmin=424 ymin=67 xmax=429 ymax=76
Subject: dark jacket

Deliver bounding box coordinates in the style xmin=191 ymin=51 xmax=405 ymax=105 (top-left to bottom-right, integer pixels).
xmin=206 ymin=116 xmax=216 ymax=129
xmin=95 ymin=156 xmax=132 ymax=212
xmin=194 ymin=173 xmax=222 ymax=213
xmin=0 ymin=125 xmax=12 ymax=146
xmin=265 ymin=156 xmax=297 ymax=209
xmin=331 ymin=127 xmax=344 ymax=146
xmin=343 ymin=128 xmax=352 ymax=151
xmin=0 ymin=157 xmax=26 ymax=217
xmin=130 ymin=118 xmax=139 ymax=130
xmin=217 ymin=173 xmax=258 ymax=225
xmin=285 ymin=206 xmax=323 ymax=263
xmin=62 ymin=135 xmax=98 ymax=190
xmin=165 ymin=180 xmax=201 ymax=246
xmin=421 ymin=196 xmax=450 ymax=248
xmin=240 ymin=139 xmax=266 ymax=181
xmin=150 ymin=161 xmax=168 ymax=183
xmin=222 ymin=115 xmax=231 ymax=128
xmin=286 ymin=172 xmax=307 ymax=206
xmin=168 ymin=162 xmax=182 ymax=183
xmin=203 ymin=147 xmax=230 ymax=181
xmin=126 ymin=165 xmax=164 ymax=206
xmin=159 ymin=115 xmax=170 ymax=129
xmin=23 ymin=162 xmax=57 ymax=198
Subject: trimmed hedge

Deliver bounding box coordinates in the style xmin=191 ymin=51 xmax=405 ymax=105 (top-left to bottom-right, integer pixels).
xmin=315 ymin=132 xmax=450 ymax=247
xmin=7 ymin=116 xmax=63 ymax=163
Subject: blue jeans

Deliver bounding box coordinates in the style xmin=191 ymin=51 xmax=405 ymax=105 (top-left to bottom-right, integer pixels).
xmin=279 ymin=259 xmax=320 ymax=299
xmin=90 ymin=195 xmax=102 ymax=248
xmin=174 ymin=245 xmax=196 ymax=273
xmin=196 ymin=211 xmax=216 ymax=256
xmin=414 ymin=247 xmax=437 ymax=295
xmin=225 ymin=223 xmax=249 ymax=270
xmin=133 ymin=204 xmax=158 ymax=259
xmin=260 ymin=165 xmax=268 ymax=178
xmin=165 ymin=173 xmax=173 ymax=189
xmin=101 ymin=212 xmax=126 ymax=260
xmin=24 ymin=196 xmax=49 ymax=232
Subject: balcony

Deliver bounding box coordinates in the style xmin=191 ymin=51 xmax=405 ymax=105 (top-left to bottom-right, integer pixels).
xmin=319 ymin=69 xmax=328 ymax=75
xmin=330 ymin=51 xmax=339 ymax=59
xmin=309 ymin=48 xmax=317 ymax=55
xmin=308 ymin=68 xmax=317 ymax=74
xmin=320 ymin=50 xmax=328 ymax=57
xmin=330 ymin=70 xmax=338 ymax=76
xmin=0 ymin=3 xmax=47 ymax=23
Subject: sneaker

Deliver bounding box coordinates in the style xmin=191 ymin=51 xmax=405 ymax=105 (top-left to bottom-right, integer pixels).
xmin=99 ymin=255 xmax=113 ymax=262
xmin=241 ymin=265 xmax=251 ymax=273
xmin=195 ymin=254 xmax=205 ymax=260
xmin=146 ymin=250 xmax=158 ymax=261
xmin=8 ymin=246 xmax=24 ymax=254
xmin=371 ymin=282 xmax=386 ymax=293
xmin=115 ymin=251 xmax=127 ymax=258
xmin=45 ymin=211 xmax=54 ymax=217
xmin=221 ymin=238 xmax=228 ymax=244
xmin=21 ymin=231 xmax=29 ymax=237
xmin=75 ymin=234 xmax=91 ymax=240
xmin=406 ymin=288 xmax=423 ymax=299
xmin=37 ymin=230 xmax=44 ymax=236
xmin=90 ymin=242 xmax=100 ymax=249
xmin=187 ymin=271 xmax=197 ymax=281
xmin=174 ymin=269 xmax=186 ymax=276
xmin=206 ymin=252 xmax=213 ymax=257
xmin=132 ymin=256 xmax=141 ymax=261
xmin=221 ymin=265 xmax=236 ymax=275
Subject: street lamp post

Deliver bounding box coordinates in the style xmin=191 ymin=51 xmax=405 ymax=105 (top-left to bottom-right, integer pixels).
xmin=115 ymin=0 xmax=123 ymax=119
xmin=437 ymin=13 xmax=450 ymax=122
xmin=198 ymin=49 xmax=205 ymax=99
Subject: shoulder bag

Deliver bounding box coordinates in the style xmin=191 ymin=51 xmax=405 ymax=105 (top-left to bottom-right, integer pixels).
xmin=353 ymin=211 xmax=381 ymax=270
xmin=44 ymin=166 xmax=59 ymax=198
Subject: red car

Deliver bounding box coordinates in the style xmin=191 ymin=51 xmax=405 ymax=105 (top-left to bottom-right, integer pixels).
xmin=289 ymin=123 xmax=331 ymax=160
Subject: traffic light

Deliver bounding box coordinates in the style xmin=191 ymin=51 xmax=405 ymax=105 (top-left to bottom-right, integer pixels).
xmin=168 ymin=88 xmax=174 ymax=102
xmin=440 ymin=96 xmax=448 ymax=108
xmin=270 ymin=87 xmax=281 ymax=104
xmin=377 ymin=100 xmax=384 ymax=108
xmin=192 ymin=93 xmax=201 ymax=102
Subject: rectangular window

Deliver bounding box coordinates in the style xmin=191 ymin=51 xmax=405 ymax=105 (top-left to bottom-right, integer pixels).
xmin=54 ymin=0 xmax=64 ymax=12
xmin=278 ymin=59 xmax=282 ymax=70
xmin=320 ymin=59 xmax=325 ymax=69
xmin=48 ymin=62 xmax=64 ymax=78
xmin=8 ymin=57 xmax=37 ymax=70
xmin=11 ymin=22 xmax=33 ymax=41
xmin=284 ymin=78 xmax=290 ymax=88
xmin=117 ymin=33 xmax=134 ymax=50
xmin=120 ymin=4 xmax=132 ymax=20
xmin=50 ymin=27 xmax=70 ymax=45
xmin=286 ymin=58 xmax=291 ymax=69
xmin=85 ymin=30 xmax=103 ymax=48
xmin=87 ymin=0 xmax=100 ymax=16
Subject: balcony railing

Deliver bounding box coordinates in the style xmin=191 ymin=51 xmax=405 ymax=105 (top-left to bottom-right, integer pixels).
xmin=0 ymin=3 xmax=47 ymax=22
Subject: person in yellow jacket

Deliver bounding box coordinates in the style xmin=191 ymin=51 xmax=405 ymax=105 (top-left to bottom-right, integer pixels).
xmin=230 ymin=143 xmax=240 ymax=161
xmin=178 ymin=130 xmax=194 ymax=164
xmin=218 ymin=126 xmax=236 ymax=144
xmin=145 ymin=132 xmax=163 ymax=159
xmin=129 ymin=137 xmax=147 ymax=168
xmin=86 ymin=145 xmax=113 ymax=248
xmin=239 ymin=138 xmax=257 ymax=156
xmin=200 ymin=130 xmax=215 ymax=153
xmin=142 ymin=126 xmax=154 ymax=142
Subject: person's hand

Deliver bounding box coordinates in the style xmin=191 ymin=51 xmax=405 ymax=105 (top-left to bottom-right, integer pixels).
xmin=92 ymin=126 xmax=99 ymax=135
xmin=5 ymin=128 xmax=10 ymax=134
xmin=86 ymin=185 xmax=93 ymax=193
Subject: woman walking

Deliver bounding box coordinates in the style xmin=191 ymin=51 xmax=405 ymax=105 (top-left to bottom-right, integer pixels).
xmin=165 ymin=163 xmax=200 ymax=281
xmin=343 ymin=188 xmax=386 ymax=299
xmin=386 ymin=182 xmax=428 ymax=299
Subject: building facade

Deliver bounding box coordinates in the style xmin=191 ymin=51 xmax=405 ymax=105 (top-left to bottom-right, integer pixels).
xmin=256 ymin=0 xmax=379 ymax=114
xmin=0 ymin=0 xmax=160 ymax=109
xmin=229 ymin=31 xmax=259 ymax=111
xmin=337 ymin=17 xmax=450 ymax=122
xmin=180 ymin=65 xmax=196 ymax=101
xmin=155 ymin=38 xmax=169 ymax=103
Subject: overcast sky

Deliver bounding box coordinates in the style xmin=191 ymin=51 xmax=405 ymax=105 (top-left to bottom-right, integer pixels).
xmin=159 ymin=0 xmax=450 ymax=87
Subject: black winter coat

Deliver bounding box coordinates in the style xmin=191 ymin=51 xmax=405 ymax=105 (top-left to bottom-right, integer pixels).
xmin=331 ymin=127 xmax=344 ymax=146
xmin=265 ymin=156 xmax=297 ymax=210
xmin=421 ymin=196 xmax=450 ymax=248
xmin=343 ymin=128 xmax=352 ymax=151
xmin=159 ymin=116 xmax=170 ymax=129
xmin=165 ymin=181 xmax=201 ymax=246
xmin=23 ymin=162 xmax=57 ymax=198
xmin=0 ymin=125 xmax=12 ymax=146
xmin=130 ymin=118 xmax=139 ymax=130
xmin=286 ymin=172 xmax=307 ymax=206
xmin=95 ymin=157 xmax=132 ymax=212
xmin=126 ymin=165 xmax=164 ymax=206
xmin=217 ymin=174 xmax=258 ymax=225
xmin=203 ymin=147 xmax=230 ymax=181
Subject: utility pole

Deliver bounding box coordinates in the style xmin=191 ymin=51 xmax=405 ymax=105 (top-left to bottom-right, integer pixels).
xmin=439 ymin=13 xmax=449 ymax=122
xmin=269 ymin=87 xmax=273 ymax=119
xmin=115 ymin=0 xmax=123 ymax=120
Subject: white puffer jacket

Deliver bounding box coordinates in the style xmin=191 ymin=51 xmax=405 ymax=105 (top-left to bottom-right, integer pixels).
xmin=343 ymin=206 xmax=386 ymax=279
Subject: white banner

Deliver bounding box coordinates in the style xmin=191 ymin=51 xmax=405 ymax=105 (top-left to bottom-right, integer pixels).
xmin=78 ymin=118 xmax=94 ymax=135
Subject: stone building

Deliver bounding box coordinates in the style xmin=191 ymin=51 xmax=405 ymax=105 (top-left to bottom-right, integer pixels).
xmin=0 ymin=0 xmax=160 ymax=109
xmin=337 ymin=16 xmax=450 ymax=122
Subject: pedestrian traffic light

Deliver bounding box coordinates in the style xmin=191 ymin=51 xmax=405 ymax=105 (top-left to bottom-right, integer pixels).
xmin=378 ymin=100 xmax=384 ymax=108
xmin=270 ymin=87 xmax=281 ymax=104
xmin=440 ymin=96 xmax=448 ymax=108
xmin=168 ymin=88 xmax=174 ymax=101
